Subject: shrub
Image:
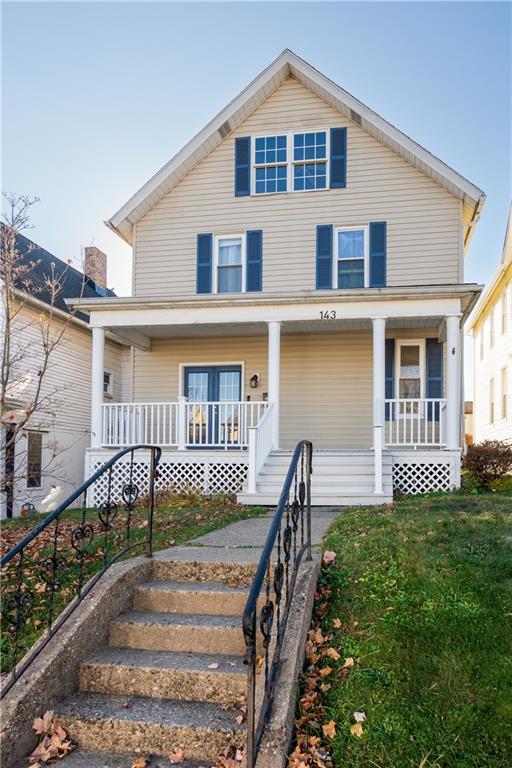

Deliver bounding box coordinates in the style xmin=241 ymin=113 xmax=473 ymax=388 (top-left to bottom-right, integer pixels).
xmin=462 ymin=440 xmax=512 ymax=490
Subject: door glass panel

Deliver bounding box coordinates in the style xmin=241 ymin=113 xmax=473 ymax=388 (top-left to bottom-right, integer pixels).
xmin=218 ymin=371 xmax=241 ymax=444
xmin=186 ymin=372 xmax=208 ymax=401
xmin=184 ymin=367 xmax=241 ymax=446
xmin=398 ymin=345 xmax=421 ymax=414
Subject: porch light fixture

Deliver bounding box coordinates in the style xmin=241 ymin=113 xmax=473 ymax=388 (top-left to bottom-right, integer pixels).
xmin=250 ymin=373 xmax=260 ymax=389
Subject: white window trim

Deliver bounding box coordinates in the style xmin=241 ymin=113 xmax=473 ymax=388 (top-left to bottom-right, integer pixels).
xmin=333 ymin=225 xmax=369 ymax=290
xmin=395 ymin=339 xmax=426 ymax=417
xmin=103 ymin=370 xmax=114 ymax=398
xmin=26 ymin=430 xmax=43 ymax=489
xmin=501 ymin=366 xmax=508 ymax=420
xmin=213 ymin=234 xmax=246 ymax=295
xmin=489 ymin=377 xmax=495 ymax=425
xmin=251 ymin=129 xmax=330 ymax=196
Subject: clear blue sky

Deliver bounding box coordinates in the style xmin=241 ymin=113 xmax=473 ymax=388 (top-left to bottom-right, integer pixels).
xmin=2 ymin=1 xmax=511 ymax=392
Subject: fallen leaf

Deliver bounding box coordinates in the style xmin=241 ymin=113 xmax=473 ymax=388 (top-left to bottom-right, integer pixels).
xmin=319 ymin=666 xmax=332 ymax=677
xmin=32 ymin=710 xmax=54 ymax=735
xmin=333 ymin=618 xmax=342 ymax=629
xmin=207 ymin=662 xmax=219 ymax=669
xmin=350 ymin=722 xmax=364 ymax=737
xmin=343 ymin=657 xmax=355 ymax=668
xmin=312 ymin=628 xmax=325 ymax=646
xmin=320 ymin=683 xmax=331 ymax=693
xmin=170 ymin=747 xmax=185 ymax=764
xmin=235 ymin=714 xmax=244 ymax=725
xmin=235 ymin=748 xmax=244 ymax=761
xmin=322 ymin=720 xmax=336 ymax=739
xmin=325 ymin=647 xmax=340 ymax=660
xmin=131 ymin=758 xmax=149 ymax=768
xmin=322 ymin=550 xmax=336 ymax=565
xmin=353 ymin=711 xmax=366 ymax=722
xmin=308 ymin=736 xmax=321 ymax=747
xmin=123 ymin=700 xmax=133 ymax=709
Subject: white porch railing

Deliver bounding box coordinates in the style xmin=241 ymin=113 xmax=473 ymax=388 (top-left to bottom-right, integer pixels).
xmin=247 ymin=402 xmax=275 ymax=493
xmin=385 ymin=398 xmax=447 ymax=447
xmin=101 ymin=400 xmax=267 ymax=449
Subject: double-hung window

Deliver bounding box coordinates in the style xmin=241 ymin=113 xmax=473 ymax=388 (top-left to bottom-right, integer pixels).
xmin=501 ymin=366 xmax=508 ymax=419
xmin=293 ymin=132 xmax=327 ymax=191
xmin=490 ymin=377 xmax=495 ymax=424
xmin=254 ymin=135 xmax=288 ymax=194
xmin=396 ymin=340 xmax=425 ymax=415
xmin=335 ymin=226 xmax=368 ymax=289
xmin=215 ymin=236 xmax=244 ymax=293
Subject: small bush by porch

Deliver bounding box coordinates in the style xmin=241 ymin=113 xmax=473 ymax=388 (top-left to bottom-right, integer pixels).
xmin=294 ymin=492 xmax=512 ymax=768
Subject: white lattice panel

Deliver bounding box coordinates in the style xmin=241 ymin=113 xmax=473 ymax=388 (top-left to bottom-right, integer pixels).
xmin=89 ymin=453 xmax=248 ymax=505
xmin=392 ymin=461 xmax=452 ymax=494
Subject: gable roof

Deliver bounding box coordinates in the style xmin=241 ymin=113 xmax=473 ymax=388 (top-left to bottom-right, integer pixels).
xmin=106 ymin=49 xmax=485 ymax=247
xmin=4 ymin=225 xmax=116 ymax=323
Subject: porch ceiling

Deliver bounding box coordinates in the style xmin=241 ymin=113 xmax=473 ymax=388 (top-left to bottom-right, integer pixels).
xmin=114 ymin=315 xmax=445 ymax=339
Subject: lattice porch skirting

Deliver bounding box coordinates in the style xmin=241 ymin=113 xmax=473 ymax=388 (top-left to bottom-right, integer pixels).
xmin=390 ymin=450 xmax=461 ymax=495
xmin=86 ymin=449 xmax=249 ymax=506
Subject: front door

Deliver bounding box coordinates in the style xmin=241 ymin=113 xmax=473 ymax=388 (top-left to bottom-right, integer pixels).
xmin=184 ymin=366 xmax=242 ymax=447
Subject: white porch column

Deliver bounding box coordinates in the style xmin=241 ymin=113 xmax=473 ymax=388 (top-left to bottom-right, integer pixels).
xmin=372 ymin=317 xmax=386 ymax=495
xmin=91 ymin=326 xmax=105 ymax=448
xmin=267 ymin=321 xmax=281 ymax=450
xmin=445 ymin=314 xmax=461 ymax=450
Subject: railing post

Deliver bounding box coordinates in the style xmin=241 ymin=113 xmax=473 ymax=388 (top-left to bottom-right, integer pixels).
xmin=247 ymin=427 xmax=257 ymax=493
xmin=146 ymin=447 xmax=156 ymax=558
xmin=306 ymin=442 xmax=312 ymax=561
xmin=245 ymin=611 xmax=257 ymax=768
xmin=177 ymin=396 xmax=187 ymax=451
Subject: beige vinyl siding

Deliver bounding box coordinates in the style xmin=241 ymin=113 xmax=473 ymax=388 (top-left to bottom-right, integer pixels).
xmin=135 ymin=77 xmax=462 ymax=297
xmin=132 ymin=328 xmax=441 ymax=450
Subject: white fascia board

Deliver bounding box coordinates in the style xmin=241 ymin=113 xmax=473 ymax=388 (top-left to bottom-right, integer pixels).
xmin=106 ymin=49 xmax=485 ymax=245
xmin=86 ymin=296 xmax=463 ymax=330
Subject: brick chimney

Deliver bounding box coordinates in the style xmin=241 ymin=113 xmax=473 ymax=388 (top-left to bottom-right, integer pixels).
xmin=84 ymin=246 xmax=107 ymax=289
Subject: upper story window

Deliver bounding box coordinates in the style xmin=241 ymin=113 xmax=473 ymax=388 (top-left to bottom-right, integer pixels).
xmin=335 ymin=226 xmax=368 ymax=289
xmin=215 ymin=236 xmax=244 ymax=293
xmin=104 ymin=371 xmax=113 ymax=397
xmin=254 ymin=136 xmax=288 ymax=194
xmin=293 ymin=132 xmax=327 ymax=191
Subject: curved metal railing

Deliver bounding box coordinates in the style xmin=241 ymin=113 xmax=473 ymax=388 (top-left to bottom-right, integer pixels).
xmin=242 ymin=440 xmax=313 ymax=768
xmin=0 ymin=445 xmax=161 ymax=697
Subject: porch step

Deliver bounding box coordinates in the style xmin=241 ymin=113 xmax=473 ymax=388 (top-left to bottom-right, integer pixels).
xmin=35 ymin=750 xmax=209 ymax=767
xmin=79 ymin=648 xmax=245 ymax=706
xmin=109 ymin=611 xmax=247 ymax=655
xmin=53 ymin=692 xmax=244 ymax=760
xmin=133 ymin=580 xmax=250 ymax=616
xmin=238 ymin=493 xmax=393 ymax=506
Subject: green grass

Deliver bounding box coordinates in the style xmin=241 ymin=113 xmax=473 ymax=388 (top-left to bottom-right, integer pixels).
xmin=0 ymin=497 xmax=265 ymax=675
xmin=304 ymin=493 xmax=512 ymax=768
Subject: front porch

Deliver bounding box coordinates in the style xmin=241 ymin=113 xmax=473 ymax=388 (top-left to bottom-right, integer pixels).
xmin=76 ymin=289 xmax=470 ymax=504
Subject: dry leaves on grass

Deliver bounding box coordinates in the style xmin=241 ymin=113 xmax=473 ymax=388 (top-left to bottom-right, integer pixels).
xmin=322 ymin=720 xmax=336 ymax=739
xmin=29 ymin=712 xmax=75 ymax=765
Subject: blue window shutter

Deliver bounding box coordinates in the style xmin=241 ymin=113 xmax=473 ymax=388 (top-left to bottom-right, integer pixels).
xmin=316 ymin=225 xmax=333 ymax=289
xmin=235 ymin=137 xmax=251 ymax=197
xmin=385 ymin=339 xmax=395 ymax=420
xmin=330 ymin=128 xmax=347 ymax=188
xmin=426 ymin=338 xmax=443 ymax=420
xmin=246 ymin=230 xmax=263 ymax=292
xmin=196 ymin=233 xmax=212 ymax=294
xmin=370 ymin=221 xmax=387 ymax=288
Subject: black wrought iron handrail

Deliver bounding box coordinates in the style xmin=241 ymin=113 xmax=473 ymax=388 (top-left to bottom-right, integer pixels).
xmin=0 ymin=444 xmax=161 ymax=697
xmin=242 ymin=440 xmax=313 ymax=768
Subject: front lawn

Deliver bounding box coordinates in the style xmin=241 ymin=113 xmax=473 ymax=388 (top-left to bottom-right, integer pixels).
xmin=0 ymin=496 xmax=265 ymax=676
xmin=295 ymin=493 xmax=512 ymax=768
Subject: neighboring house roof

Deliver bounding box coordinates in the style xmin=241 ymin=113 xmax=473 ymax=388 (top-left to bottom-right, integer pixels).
xmin=3 ymin=225 xmax=116 ymax=323
xmin=106 ymin=48 xmax=485 ymax=246
xmin=468 ymin=204 xmax=512 ymax=331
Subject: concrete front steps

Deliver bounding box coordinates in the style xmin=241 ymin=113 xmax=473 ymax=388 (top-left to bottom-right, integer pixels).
xmin=53 ymin=560 xmax=254 ymax=765
xmin=238 ymin=449 xmax=393 ymax=505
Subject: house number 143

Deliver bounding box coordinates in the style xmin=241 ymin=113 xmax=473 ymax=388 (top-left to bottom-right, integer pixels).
xmin=320 ymin=310 xmax=336 ymax=320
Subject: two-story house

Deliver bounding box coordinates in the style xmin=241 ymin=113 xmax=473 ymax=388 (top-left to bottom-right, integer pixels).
xmin=70 ymin=50 xmax=485 ymax=505
xmin=469 ymin=206 xmax=511 ymax=444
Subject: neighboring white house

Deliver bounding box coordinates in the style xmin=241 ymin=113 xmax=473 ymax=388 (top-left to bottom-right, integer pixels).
xmin=469 ymin=206 xmax=512 ymax=444
xmin=0 ymin=231 xmax=130 ymax=517
xmin=69 ymin=49 xmax=485 ymax=505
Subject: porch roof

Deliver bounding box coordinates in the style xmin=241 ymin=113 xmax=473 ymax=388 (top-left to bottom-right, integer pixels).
xmin=68 ymin=284 xmax=481 ymax=351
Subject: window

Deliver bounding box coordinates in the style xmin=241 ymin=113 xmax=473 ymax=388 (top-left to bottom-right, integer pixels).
xmin=502 ymin=367 xmax=508 ymax=419
xmin=215 ymin=236 xmax=244 ymax=293
xmin=336 ymin=227 xmax=367 ymax=289
xmin=103 ymin=371 xmax=113 ymax=396
xmin=489 ymin=378 xmax=495 ymax=424
xmin=293 ymin=132 xmax=327 ymax=191
xmin=396 ymin=341 xmax=424 ymax=400
xmin=254 ymin=135 xmax=287 ymax=194
xmin=252 ymin=130 xmax=330 ymax=195
xmin=479 ymin=329 xmax=484 ymax=361
xmin=490 ymin=310 xmax=495 ymax=348
xmin=27 ymin=431 xmax=42 ymax=488
xmin=502 ymin=293 xmax=508 ymax=335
